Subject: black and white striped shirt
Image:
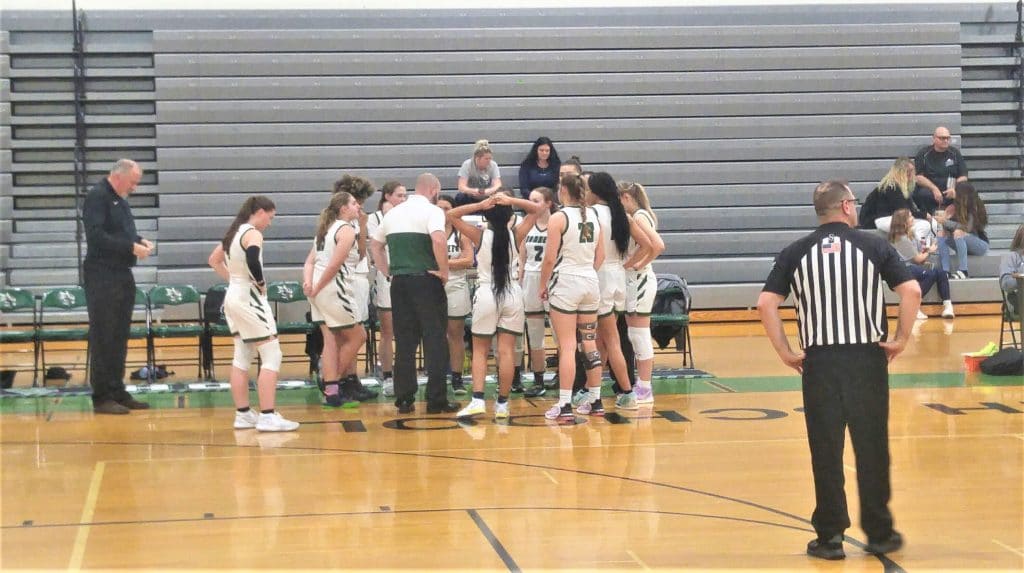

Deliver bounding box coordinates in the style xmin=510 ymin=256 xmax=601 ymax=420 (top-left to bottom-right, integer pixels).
xmin=762 ymin=222 xmax=914 ymax=349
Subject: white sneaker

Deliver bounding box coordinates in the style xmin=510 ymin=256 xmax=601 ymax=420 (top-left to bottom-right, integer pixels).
xmin=494 ymin=401 xmax=510 ymax=419
xmin=233 ymin=409 xmax=258 ymax=430
xmin=941 ymin=301 xmax=955 ymax=319
xmin=256 ymin=411 xmax=299 ymax=432
xmin=570 ymin=388 xmax=590 ymax=407
xmin=456 ymin=397 xmax=486 ymax=418
xmin=382 ymin=378 xmax=395 ymax=398
xmin=916 ymin=310 xmax=928 ymax=321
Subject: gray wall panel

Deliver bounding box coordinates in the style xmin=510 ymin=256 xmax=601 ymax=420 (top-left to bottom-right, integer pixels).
xmin=154 ymin=68 xmax=960 ymax=100
xmin=156 ymin=92 xmax=960 ymax=124
xmin=153 ymin=47 xmax=960 ymax=77
xmin=0 ymin=6 xmax=1016 ymax=31
xmin=155 ymin=114 xmax=961 ymax=147
xmin=157 ymin=137 xmax=932 ymax=171
xmin=152 ymin=24 xmax=959 ymax=52
xmin=156 ymin=160 xmax=894 ymax=193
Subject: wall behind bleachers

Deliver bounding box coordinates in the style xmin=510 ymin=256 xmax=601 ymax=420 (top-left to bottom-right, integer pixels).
xmin=1 ymin=3 xmax=1021 ymax=309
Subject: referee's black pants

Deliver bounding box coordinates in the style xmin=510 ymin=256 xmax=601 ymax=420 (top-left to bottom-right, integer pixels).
xmin=802 ymin=344 xmax=894 ymax=543
xmin=83 ymin=261 xmax=135 ymax=405
xmin=390 ymin=273 xmax=450 ymax=408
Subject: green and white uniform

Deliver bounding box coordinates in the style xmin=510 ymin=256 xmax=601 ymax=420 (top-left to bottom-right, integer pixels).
xmin=445 ymin=228 xmax=472 ymax=319
xmin=223 ymin=223 xmax=277 ymax=342
xmin=309 ymin=220 xmax=359 ymax=329
xmin=626 ymin=209 xmax=657 ymax=315
xmin=547 ymin=206 xmax=600 ymax=314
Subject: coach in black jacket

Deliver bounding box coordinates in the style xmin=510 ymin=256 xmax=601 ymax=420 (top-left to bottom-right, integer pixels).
xmin=83 ymin=159 xmax=153 ymax=415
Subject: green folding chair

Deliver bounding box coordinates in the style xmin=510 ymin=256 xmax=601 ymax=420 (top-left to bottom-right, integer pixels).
xmin=267 ymin=281 xmax=316 ymax=375
xmin=148 ymin=284 xmax=204 ymax=379
xmin=37 ymin=286 xmax=90 ymax=385
xmin=0 ymin=287 xmax=40 ymax=387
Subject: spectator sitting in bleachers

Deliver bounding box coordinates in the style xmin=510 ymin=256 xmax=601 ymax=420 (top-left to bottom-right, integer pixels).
xmin=999 ymin=224 xmax=1024 ymax=314
xmin=888 ymin=208 xmax=955 ymax=319
xmin=867 ymin=157 xmax=934 ymax=242
xmin=938 ymin=181 xmax=989 ymax=279
xmin=455 ymin=139 xmax=502 ymax=206
xmin=518 ymin=136 xmax=561 ymax=199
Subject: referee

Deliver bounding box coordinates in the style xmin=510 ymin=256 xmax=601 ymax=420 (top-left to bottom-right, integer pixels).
xmin=757 ymin=180 xmax=920 ymax=561
xmin=369 ymin=173 xmax=460 ymax=415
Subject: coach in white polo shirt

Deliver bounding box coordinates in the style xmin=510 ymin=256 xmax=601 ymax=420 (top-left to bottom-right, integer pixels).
xmin=370 ymin=173 xmax=461 ymax=414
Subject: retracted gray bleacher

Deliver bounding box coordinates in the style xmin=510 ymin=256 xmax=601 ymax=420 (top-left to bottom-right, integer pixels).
xmin=1 ymin=5 xmax=1020 ymax=314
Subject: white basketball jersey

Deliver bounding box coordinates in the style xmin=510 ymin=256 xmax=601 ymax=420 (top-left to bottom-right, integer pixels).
xmin=476 ymin=226 xmax=519 ymax=284
xmin=553 ymin=207 xmax=599 ymax=277
xmin=227 ymin=223 xmax=260 ymax=286
xmin=314 ymin=220 xmax=346 ymax=275
xmin=522 ymin=223 xmax=548 ymax=273
xmin=627 ymin=209 xmax=657 ymax=272
xmin=592 ymin=203 xmax=623 ymax=268
xmin=447 ymin=229 xmax=469 ymax=280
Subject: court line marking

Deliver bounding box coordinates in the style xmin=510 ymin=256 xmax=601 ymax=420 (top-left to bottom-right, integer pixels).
xmin=467 ymin=509 xmax=520 ymax=572
xmin=67 ymin=461 xmax=105 ymax=570
xmin=625 ymin=549 xmax=651 ymax=570
xmin=17 ymin=432 xmax=1024 ymax=465
xmin=843 ymin=464 xmax=857 ymax=473
xmin=991 ymin=539 xmax=1024 ymax=557
xmin=540 ymin=470 xmax=559 ymax=485
xmin=0 ymin=439 xmax=908 ymax=573
xmin=704 ymin=380 xmax=736 ymax=393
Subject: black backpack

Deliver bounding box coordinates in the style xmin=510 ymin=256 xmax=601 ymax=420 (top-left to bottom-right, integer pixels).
xmin=651 ymin=274 xmax=692 ymax=349
xmin=980 ymin=348 xmax=1023 ymax=376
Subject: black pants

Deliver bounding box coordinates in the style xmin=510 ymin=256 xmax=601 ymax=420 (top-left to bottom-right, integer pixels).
xmin=802 ymin=344 xmax=894 ymax=542
xmin=83 ymin=261 xmax=135 ymax=405
xmin=390 ymin=273 xmax=450 ymax=407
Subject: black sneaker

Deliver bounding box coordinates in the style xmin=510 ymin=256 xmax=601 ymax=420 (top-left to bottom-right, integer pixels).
xmin=325 ymin=390 xmax=358 ymax=408
xmin=451 ymin=380 xmax=467 ymax=396
xmin=344 ymin=378 xmax=378 ymax=401
xmin=396 ymin=400 xmax=415 ymax=414
xmin=426 ymin=401 xmax=461 ymax=414
xmin=510 ymin=368 xmax=524 ymax=393
xmin=524 ymin=383 xmax=546 ymax=398
xmin=866 ymin=531 xmax=903 ymax=555
xmin=118 ymin=398 xmax=150 ymax=410
xmin=806 ymin=535 xmax=845 ymax=560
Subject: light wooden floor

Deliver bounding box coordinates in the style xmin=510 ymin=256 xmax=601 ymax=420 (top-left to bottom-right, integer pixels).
xmin=2 ymin=316 xmax=1022 ymax=571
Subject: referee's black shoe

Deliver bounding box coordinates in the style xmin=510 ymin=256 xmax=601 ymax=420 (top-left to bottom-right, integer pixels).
xmin=806 ymin=535 xmax=845 ymax=560
xmin=426 ymin=401 xmax=461 ymax=414
xmin=866 ymin=531 xmax=903 ymax=555
xmin=396 ymin=400 xmax=415 ymax=414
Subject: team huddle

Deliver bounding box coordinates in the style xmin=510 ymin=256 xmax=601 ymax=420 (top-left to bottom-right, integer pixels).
xmin=207 ymin=157 xmax=666 ymax=432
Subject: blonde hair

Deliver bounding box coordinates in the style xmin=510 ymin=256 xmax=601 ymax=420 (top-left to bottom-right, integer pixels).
xmin=315 ymin=192 xmax=352 ymax=251
xmin=560 ymin=172 xmax=589 ymax=224
xmin=878 ymin=157 xmax=915 ymax=199
xmin=1010 ymin=224 xmax=1024 ymax=254
xmin=886 ymin=208 xmax=913 ymax=244
xmin=473 ymin=139 xmax=492 ymax=158
xmin=617 ymin=181 xmax=657 ymax=226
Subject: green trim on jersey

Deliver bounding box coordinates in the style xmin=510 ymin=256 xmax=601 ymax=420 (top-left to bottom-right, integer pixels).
xmin=386 ymin=232 xmax=439 ymax=275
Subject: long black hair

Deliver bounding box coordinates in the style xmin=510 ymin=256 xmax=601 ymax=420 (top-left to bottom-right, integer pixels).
xmin=588 ymin=172 xmax=629 ymax=257
xmin=221 ymin=195 xmax=276 ymax=252
xmin=482 ymin=203 xmax=514 ymax=302
xmin=520 ymin=136 xmax=561 ymax=170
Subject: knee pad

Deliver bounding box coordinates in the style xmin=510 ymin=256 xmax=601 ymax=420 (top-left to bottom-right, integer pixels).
xmin=526 ymin=318 xmax=546 ymax=351
xmin=257 ymin=339 xmax=283 ymax=372
xmin=628 ymin=326 xmax=655 ymax=361
xmin=584 ymin=349 xmax=603 ymax=371
xmin=578 ymin=321 xmax=598 ymax=341
xmin=232 ymin=339 xmax=254 ymax=371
